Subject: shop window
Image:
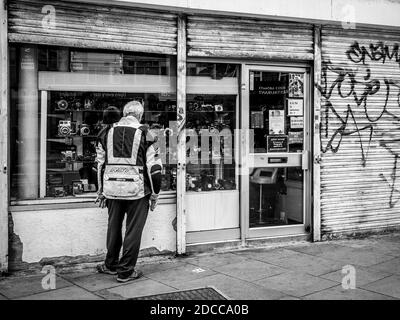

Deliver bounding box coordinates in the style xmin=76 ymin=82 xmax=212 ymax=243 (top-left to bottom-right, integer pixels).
xmin=185 ymin=62 xmax=239 ymax=192
xmin=10 ymin=44 xmax=177 ymax=201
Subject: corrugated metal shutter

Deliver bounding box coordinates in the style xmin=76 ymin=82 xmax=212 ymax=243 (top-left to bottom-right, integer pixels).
xmin=187 ymin=15 xmax=314 ymax=60
xmin=8 ymin=0 xmax=177 ymax=55
xmin=320 ymin=25 xmax=400 ymax=237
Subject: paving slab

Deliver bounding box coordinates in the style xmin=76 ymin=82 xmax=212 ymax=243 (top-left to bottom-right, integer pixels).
xmin=233 ymin=248 xmax=297 ymax=261
xmin=139 ymin=260 xmax=189 ymax=276
xmin=334 ymin=238 xmax=400 ymax=257
xmin=278 ymin=295 xmax=302 ymax=300
xmin=320 ymin=265 xmax=391 ymax=287
xmin=253 ymin=249 xmax=344 ymax=276
xmin=303 ymin=285 xmax=395 ymax=300
xmin=212 ymin=260 xmax=287 ymax=282
xmin=256 ymin=271 xmax=337 ymax=297
xmin=288 ymin=242 xmax=347 ymax=256
xmin=0 ymin=275 xmax=72 ymax=299
xmin=63 ymin=272 xmax=145 ymax=292
xmin=368 ymin=257 xmax=400 ymax=275
xmin=17 ymin=285 xmax=103 ymax=300
xmin=104 ymin=279 xmax=177 ymax=299
xmin=361 ymin=275 xmax=400 ymax=299
xmin=289 ymin=242 xmax=392 ymax=267
xmin=146 ymin=264 xmax=217 ymax=287
xmin=184 ymin=252 xmax=248 ymax=269
xmin=167 ymin=273 xmax=286 ymax=300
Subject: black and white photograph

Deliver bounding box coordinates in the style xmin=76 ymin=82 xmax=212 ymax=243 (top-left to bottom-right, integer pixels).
xmin=0 ymin=0 xmax=399 ymax=316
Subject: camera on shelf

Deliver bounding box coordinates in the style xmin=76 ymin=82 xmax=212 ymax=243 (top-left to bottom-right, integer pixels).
xmin=80 ymin=123 xmax=91 ymax=136
xmin=47 ymin=186 xmax=66 ymax=197
xmin=170 ymin=168 xmax=177 ymax=191
xmin=83 ymin=184 xmax=97 ymax=192
xmin=167 ymin=104 xmax=177 ymax=112
xmin=215 ymin=104 xmax=224 ymax=112
xmin=56 ymin=99 xmax=69 ymax=111
xmin=219 ymin=179 xmax=236 ymax=190
xmin=61 ymin=150 xmax=77 ymax=162
xmin=72 ymin=99 xmax=83 ymax=111
xmin=186 ymin=174 xmax=201 ymax=192
xmin=84 ymin=98 xmax=95 ymax=110
xmin=58 ymin=120 xmax=77 ymax=137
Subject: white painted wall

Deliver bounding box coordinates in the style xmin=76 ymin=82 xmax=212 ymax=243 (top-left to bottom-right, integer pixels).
xmin=11 ymin=204 xmax=176 ymax=263
xmin=75 ymin=0 xmax=400 ymax=28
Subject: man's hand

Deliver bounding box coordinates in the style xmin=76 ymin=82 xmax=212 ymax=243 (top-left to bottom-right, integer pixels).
xmin=150 ymin=194 xmax=159 ymax=211
xmin=95 ymin=193 xmax=107 ymax=208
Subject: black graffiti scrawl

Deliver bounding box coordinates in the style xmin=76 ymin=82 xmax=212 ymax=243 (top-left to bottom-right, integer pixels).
xmin=318 ymin=41 xmax=400 ymax=207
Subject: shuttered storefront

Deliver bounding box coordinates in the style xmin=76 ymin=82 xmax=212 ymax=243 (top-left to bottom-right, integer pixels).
xmin=187 ymin=15 xmax=314 ymax=60
xmin=8 ymin=0 xmax=177 ymax=55
xmin=320 ymin=25 xmax=400 ymax=236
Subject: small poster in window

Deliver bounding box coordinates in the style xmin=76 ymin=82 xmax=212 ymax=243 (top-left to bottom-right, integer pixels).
xmin=290 ymin=116 xmax=304 ymax=129
xmin=267 ymin=135 xmax=288 ymax=152
xmin=289 ymin=73 xmax=304 ymax=97
xmin=288 ymin=99 xmax=303 ymax=116
xmin=251 ymin=111 xmax=264 ymax=129
xmin=269 ymin=110 xmax=285 ymax=135
xmin=288 ymin=131 xmax=303 ymax=144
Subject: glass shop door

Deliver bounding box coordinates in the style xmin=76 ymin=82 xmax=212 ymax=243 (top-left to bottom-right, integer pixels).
xmin=241 ymin=65 xmax=312 ymax=239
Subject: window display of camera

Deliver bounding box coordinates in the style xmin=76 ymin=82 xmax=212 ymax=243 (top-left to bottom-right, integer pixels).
xmin=46 ymin=90 xmax=178 ymax=198
xmin=58 ymin=120 xmax=77 ymax=137
xmin=61 ymin=150 xmax=77 ymax=162
xmin=79 ymin=123 xmax=91 ymax=136
xmin=185 ymin=94 xmax=237 ymax=193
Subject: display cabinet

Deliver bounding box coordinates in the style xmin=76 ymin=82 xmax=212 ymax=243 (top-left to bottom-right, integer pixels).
xmin=185 ymin=94 xmax=237 ymax=192
xmin=41 ymin=90 xmax=177 ymax=199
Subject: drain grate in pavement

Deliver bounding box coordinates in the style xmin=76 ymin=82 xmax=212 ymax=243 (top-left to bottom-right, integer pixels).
xmin=129 ymin=287 xmax=228 ymax=300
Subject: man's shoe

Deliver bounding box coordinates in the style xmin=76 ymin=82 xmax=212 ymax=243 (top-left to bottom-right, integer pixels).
xmin=116 ymin=269 xmax=143 ymax=283
xmin=97 ymin=264 xmax=117 ymax=275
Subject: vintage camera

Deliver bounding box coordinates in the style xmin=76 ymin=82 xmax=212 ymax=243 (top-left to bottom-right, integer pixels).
xmin=167 ymin=104 xmax=177 ymax=112
xmin=84 ymin=98 xmax=95 ymax=110
xmin=72 ymin=99 xmax=83 ymax=111
xmin=47 ymin=186 xmax=66 ymax=197
xmin=61 ymin=150 xmax=77 ymax=162
xmin=201 ymin=175 xmax=214 ymax=191
xmin=201 ymin=104 xmax=214 ymax=111
xmin=80 ymin=123 xmax=91 ymax=136
xmin=72 ymin=180 xmax=84 ymax=195
xmin=219 ymin=179 xmax=236 ymax=190
xmin=215 ymin=104 xmax=224 ymax=112
xmin=56 ymin=99 xmax=69 ymax=111
xmin=58 ymin=120 xmax=77 ymax=137
xmin=83 ymin=184 xmax=97 ymax=192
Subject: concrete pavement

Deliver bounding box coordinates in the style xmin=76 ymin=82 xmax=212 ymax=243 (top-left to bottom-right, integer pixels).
xmin=0 ymin=233 xmax=399 ymax=300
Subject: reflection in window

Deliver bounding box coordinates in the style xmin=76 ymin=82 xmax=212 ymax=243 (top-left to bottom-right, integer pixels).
xmin=10 ymin=44 xmax=177 ymax=200
xmin=249 ymin=71 xmax=304 ymax=153
xmin=185 ymin=62 xmax=239 ymax=192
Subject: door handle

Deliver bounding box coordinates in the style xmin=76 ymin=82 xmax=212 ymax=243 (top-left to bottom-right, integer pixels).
xmin=302 ymin=150 xmax=309 ymax=171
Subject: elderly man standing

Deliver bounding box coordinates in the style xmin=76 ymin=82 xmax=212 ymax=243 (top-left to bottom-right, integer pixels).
xmin=95 ymin=100 xmax=162 ymax=283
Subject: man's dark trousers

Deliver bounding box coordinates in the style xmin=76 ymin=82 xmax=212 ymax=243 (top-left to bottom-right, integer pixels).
xmin=105 ymin=194 xmax=150 ymax=277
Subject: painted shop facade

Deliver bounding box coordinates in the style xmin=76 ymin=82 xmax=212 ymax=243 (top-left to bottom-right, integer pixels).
xmin=1 ymin=0 xmax=400 ymax=272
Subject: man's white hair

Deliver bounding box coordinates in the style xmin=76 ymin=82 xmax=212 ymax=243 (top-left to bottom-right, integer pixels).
xmin=123 ymin=100 xmax=144 ymax=119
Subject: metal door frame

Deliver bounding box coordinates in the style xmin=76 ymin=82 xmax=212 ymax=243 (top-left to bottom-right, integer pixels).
xmin=240 ymin=64 xmax=312 ymax=240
